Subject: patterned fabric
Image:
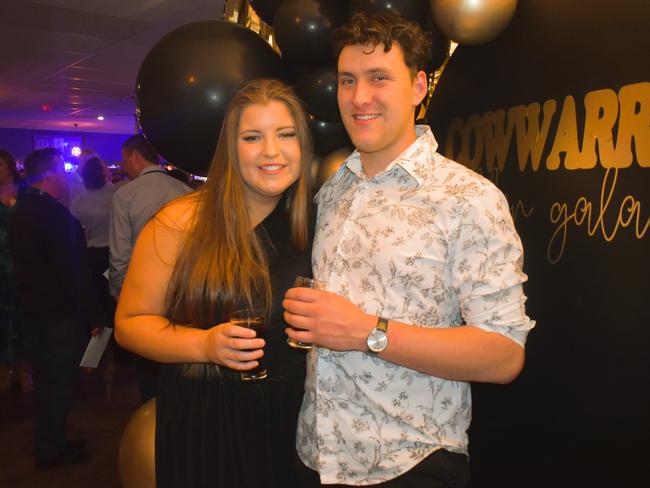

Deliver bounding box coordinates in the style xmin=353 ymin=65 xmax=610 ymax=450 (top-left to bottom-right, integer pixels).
xmin=297 ymin=125 xmax=535 ymax=485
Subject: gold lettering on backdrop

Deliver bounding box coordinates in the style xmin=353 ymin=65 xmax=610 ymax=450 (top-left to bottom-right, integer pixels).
xmin=547 ymin=168 xmax=649 ymax=263
xmin=609 ymin=82 xmax=650 ymax=168
xmin=482 ymin=109 xmax=510 ymax=173
xmin=445 ymin=82 xmax=649 ymax=171
xmin=546 ymin=95 xmax=588 ymax=170
xmin=444 ymin=82 xmax=648 ymax=263
xmin=512 ymin=200 xmax=534 ymax=221
xmin=580 ymin=88 xmax=619 ymax=169
xmin=511 ymin=101 xmax=557 ymax=172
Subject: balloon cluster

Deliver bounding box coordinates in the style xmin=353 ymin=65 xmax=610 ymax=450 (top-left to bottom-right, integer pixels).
xmin=252 ymin=0 xmax=452 ymax=162
xmin=135 ymin=0 xmax=517 ymax=176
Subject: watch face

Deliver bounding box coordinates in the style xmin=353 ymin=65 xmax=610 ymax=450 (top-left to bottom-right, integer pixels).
xmin=367 ymin=329 xmax=388 ymax=353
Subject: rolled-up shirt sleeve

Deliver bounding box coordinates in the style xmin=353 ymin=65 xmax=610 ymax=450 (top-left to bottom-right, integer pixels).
xmin=449 ymin=185 xmax=535 ymax=346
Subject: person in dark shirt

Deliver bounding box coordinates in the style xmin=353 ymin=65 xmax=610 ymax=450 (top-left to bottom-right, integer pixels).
xmin=9 ymin=147 xmax=102 ymax=470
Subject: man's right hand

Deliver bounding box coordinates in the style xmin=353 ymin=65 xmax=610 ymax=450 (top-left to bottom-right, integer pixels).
xmin=283 ymin=288 xmax=375 ymax=352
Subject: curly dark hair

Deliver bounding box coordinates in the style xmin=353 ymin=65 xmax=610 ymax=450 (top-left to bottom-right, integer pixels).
xmin=332 ymin=10 xmax=433 ymax=76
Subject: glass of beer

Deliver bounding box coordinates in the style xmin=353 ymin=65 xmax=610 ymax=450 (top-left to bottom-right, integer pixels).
xmin=230 ymin=308 xmax=267 ymax=382
xmin=287 ymin=276 xmax=327 ymax=350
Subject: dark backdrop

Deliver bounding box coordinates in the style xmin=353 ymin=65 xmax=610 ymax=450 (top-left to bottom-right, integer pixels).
xmin=426 ymin=1 xmax=649 ymax=486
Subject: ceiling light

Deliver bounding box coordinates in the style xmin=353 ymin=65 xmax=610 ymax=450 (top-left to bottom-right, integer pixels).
xmin=97 ymin=115 xmax=105 ymax=121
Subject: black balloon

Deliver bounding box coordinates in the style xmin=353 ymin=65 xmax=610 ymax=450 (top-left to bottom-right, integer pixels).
xmin=428 ymin=34 xmax=450 ymax=72
xmin=273 ymin=0 xmax=343 ymax=67
xmin=348 ymin=0 xmax=429 ymax=25
xmin=309 ymin=115 xmax=350 ymax=157
xmin=295 ymin=65 xmax=340 ymax=123
xmin=422 ymin=11 xmax=451 ymax=71
xmin=136 ymin=21 xmax=285 ymax=176
xmin=249 ymin=0 xmax=285 ymax=26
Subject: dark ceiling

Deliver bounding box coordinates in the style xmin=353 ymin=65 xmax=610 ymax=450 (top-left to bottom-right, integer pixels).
xmin=0 ymin=0 xmax=227 ymax=134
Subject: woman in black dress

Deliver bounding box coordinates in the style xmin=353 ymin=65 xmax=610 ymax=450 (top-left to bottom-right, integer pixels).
xmin=115 ymin=79 xmax=315 ymax=487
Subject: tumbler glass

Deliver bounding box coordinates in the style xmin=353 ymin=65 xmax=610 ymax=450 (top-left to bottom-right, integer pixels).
xmin=230 ymin=308 xmax=267 ymax=381
xmin=286 ymin=276 xmax=327 ymax=350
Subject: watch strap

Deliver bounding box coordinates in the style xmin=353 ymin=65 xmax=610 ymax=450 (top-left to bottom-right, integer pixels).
xmin=376 ymin=316 xmax=388 ymax=332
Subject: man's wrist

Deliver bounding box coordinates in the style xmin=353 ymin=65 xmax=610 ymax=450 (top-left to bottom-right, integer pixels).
xmin=358 ymin=313 xmax=378 ymax=351
xmin=366 ymin=315 xmax=390 ymax=353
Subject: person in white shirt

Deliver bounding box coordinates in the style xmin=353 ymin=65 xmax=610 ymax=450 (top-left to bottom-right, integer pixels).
xmin=71 ymin=157 xmax=115 ymax=250
xmin=71 ymin=156 xmax=116 ymax=396
xmin=283 ymin=11 xmax=535 ymax=487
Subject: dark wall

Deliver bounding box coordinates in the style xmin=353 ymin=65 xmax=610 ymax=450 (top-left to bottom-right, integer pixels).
xmin=0 ymin=127 xmax=132 ymax=163
xmin=427 ymin=1 xmax=648 ymax=487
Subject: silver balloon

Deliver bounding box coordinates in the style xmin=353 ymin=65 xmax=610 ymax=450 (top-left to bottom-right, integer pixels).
xmin=430 ymin=0 xmax=518 ymax=45
xmin=118 ymin=398 xmax=156 ymax=488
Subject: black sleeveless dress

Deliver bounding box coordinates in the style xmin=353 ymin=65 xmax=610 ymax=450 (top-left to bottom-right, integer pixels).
xmin=155 ymin=200 xmax=313 ymax=488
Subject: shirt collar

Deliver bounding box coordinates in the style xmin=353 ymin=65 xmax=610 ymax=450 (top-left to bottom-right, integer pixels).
xmin=139 ymin=164 xmax=165 ymax=177
xmin=333 ymin=125 xmax=438 ymax=186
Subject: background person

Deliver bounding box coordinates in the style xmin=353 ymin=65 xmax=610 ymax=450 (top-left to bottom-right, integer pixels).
xmin=0 ymin=149 xmax=31 ymax=392
xmin=71 ymin=156 xmax=117 ymax=397
xmin=9 ymin=148 xmax=103 ymax=469
xmin=109 ymin=134 xmax=192 ymax=402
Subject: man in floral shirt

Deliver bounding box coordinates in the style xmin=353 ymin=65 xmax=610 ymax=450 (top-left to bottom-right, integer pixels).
xmin=284 ymin=11 xmax=535 ymax=488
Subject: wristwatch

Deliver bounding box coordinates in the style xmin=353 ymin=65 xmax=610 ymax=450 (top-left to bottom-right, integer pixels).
xmin=367 ymin=316 xmax=389 ymax=353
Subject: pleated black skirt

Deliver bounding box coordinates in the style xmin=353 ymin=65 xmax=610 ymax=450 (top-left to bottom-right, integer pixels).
xmin=155 ymin=353 xmax=306 ymax=488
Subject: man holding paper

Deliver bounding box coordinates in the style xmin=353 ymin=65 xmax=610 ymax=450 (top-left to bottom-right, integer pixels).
xmin=9 ymin=148 xmax=104 ymax=470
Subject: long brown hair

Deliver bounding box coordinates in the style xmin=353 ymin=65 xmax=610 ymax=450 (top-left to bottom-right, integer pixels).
xmin=164 ymin=79 xmax=313 ymax=327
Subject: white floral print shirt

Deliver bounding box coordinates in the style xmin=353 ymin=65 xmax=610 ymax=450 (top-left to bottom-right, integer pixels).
xmin=297 ymin=126 xmax=535 ymax=485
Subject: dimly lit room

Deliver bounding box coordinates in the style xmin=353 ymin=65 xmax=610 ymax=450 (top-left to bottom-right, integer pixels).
xmin=1 ymin=1 xmax=647 ymax=487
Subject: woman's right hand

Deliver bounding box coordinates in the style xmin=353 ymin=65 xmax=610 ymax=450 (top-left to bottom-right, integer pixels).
xmin=204 ymin=322 xmax=265 ymax=371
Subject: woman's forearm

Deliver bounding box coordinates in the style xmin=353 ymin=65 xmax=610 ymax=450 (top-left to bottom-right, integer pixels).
xmin=115 ymin=313 xmax=209 ymax=364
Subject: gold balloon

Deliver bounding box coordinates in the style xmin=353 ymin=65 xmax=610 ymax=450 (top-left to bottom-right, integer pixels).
xmin=118 ymin=398 xmax=156 ymax=488
xmin=430 ymin=0 xmax=518 ymax=45
xmin=315 ymin=146 xmax=352 ymax=189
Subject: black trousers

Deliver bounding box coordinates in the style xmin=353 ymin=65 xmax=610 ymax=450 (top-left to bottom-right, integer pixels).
xmin=25 ymin=318 xmax=86 ymax=459
xmin=297 ymin=449 xmax=470 ymax=488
